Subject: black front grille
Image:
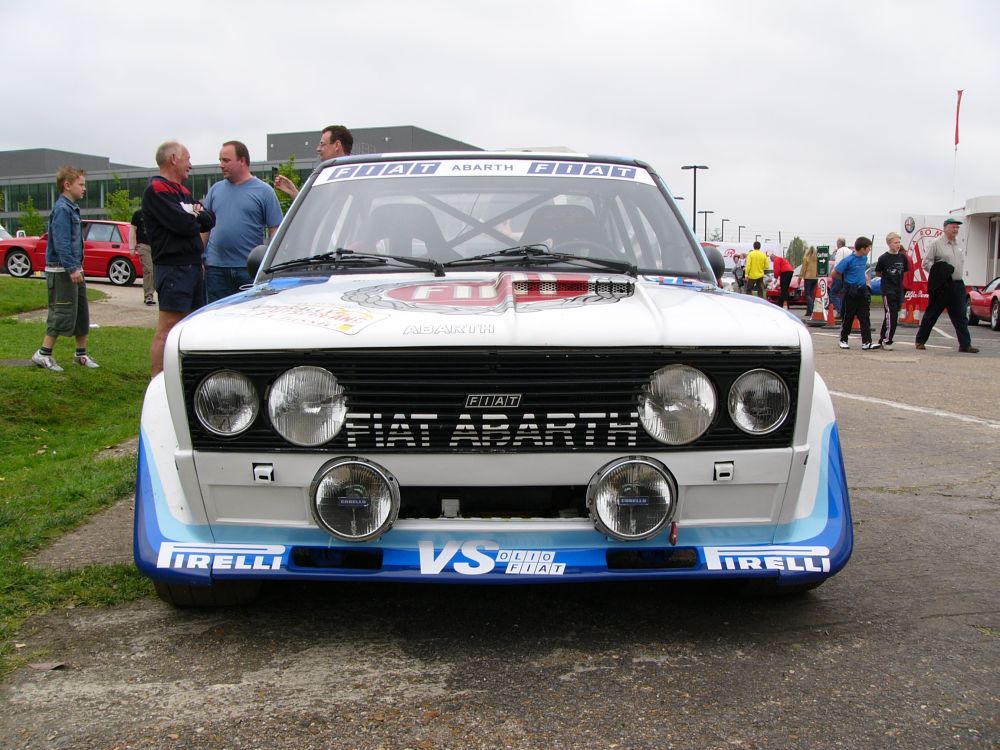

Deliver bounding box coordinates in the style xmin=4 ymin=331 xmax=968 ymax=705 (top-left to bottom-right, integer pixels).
xmin=182 ymin=347 xmax=800 ymax=453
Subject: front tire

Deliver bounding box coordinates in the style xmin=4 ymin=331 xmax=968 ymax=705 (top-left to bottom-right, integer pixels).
xmin=154 ymin=580 xmax=261 ymax=607
xmin=967 ymin=297 xmax=979 ymax=326
xmin=992 ymin=299 xmax=1000 ymax=331
xmin=739 ymin=578 xmax=826 ymax=598
xmin=5 ymin=249 xmax=32 ymax=278
xmin=107 ymin=257 xmax=136 ymax=286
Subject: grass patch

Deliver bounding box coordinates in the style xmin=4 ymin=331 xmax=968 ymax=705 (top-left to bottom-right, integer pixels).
xmin=0 ymin=312 xmax=154 ymax=676
xmin=0 ymin=275 xmax=106 ymax=317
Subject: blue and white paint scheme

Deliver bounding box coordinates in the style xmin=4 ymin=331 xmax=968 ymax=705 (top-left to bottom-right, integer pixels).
xmin=135 ymin=152 xmax=852 ymax=602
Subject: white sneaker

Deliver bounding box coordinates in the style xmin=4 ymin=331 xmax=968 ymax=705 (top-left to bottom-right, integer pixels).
xmin=73 ymin=354 xmax=100 ymax=369
xmin=838 ymin=341 xmax=849 ymax=349
xmin=883 ymin=341 xmax=893 ymax=350
xmin=32 ymin=350 xmax=64 ymax=372
xmin=861 ymin=342 xmax=881 ymax=350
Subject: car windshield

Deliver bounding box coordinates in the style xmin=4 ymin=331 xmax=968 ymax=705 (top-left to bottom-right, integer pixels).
xmin=266 ymin=157 xmax=709 ymax=280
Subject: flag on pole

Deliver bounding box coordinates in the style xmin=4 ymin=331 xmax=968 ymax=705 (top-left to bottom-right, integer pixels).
xmin=955 ymin=89 xmax=964 ymax=147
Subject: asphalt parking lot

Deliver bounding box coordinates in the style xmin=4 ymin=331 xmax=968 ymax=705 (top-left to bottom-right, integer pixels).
xmin=1 ymin=295 xmax=998 ymax=750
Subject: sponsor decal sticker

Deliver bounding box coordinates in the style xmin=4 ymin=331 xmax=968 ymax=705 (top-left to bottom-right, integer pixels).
xmin=218 ymin=302 xmax=384 ymax=335
xmin=156 ymin=542 xmax=286 ymax=571
xmin=418 ymin=540 xmax=566 ymax=576
xmin=403 ymin=323 xmax=497 ymax=336
xmin=343 ymin=273 xmax=630 ymax=316
xmin=316 ymin=160 xmax=655 ymax=185
xmin=703 ymin=545 xmax=831 ymax=573
xmin=643 ymin=275 xmax=714 ymax=289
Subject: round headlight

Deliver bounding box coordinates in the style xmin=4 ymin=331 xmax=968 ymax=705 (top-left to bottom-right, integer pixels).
xmin=587 ymin=457 xmax=677 ymax=541
xmin=194 ymin=370 xmax=258 ymax=436
xmin=268 ymin=366 xmax=346 ymax=447
xmin=638 ymin=365 xmax=717 ymax=445
xmin=728 ymin=369 xmax=790 ymax=434
xmin=311 ymin=458 xmax=399 ymax=541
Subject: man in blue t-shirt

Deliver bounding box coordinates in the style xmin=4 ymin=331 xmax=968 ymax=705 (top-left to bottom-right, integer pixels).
xmin=832 ymin=236 xmax=879 ymax=350
xmin=201 ymin=140 xmax=283 ymax=302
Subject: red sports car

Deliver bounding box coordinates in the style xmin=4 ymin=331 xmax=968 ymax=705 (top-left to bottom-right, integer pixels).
xmin=968 ymin=276 xmax=1000 ymax=331
xmin=1 ymin=219 xmax=143 ymax=286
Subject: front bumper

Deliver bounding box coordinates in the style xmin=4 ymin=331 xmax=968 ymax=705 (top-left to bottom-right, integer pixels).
xmin=135 ymin=405 xmax=852 ymax=589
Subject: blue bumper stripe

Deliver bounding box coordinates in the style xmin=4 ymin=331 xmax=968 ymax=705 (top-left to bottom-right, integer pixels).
xmin=136 ymin=423 xmax=852 ymax=586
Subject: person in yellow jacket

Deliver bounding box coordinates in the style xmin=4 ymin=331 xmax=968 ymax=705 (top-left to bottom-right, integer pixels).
xmin=744 ymin=241 xmax=770 ymax=298
xmin=801 ymin=246 xmax=819 ymax=318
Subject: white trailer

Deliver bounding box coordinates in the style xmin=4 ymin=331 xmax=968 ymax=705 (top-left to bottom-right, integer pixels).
xmin=902 ymin=196 xmax=1000 ymax=288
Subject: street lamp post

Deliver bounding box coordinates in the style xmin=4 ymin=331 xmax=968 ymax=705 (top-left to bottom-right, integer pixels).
xmin=681 ymin=165 xmax=708 ymax=233
xmin=720 ymin=218 xmax=729 ymax=242
xmin=698 ymin=210 xmax=714 ymax=240
xmin=738 ymin=224 xmax=746 ymax=242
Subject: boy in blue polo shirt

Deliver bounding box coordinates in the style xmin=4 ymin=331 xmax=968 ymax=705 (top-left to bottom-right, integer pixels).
xmin=832 ymin=236 xmax=879 ymax=350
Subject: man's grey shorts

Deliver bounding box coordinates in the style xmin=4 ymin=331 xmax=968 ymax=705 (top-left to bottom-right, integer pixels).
xmin=45 ymin=271 xmax=89 ymax=337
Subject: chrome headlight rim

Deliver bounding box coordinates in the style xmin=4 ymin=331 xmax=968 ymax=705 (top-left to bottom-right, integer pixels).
xmin=727 ymin=368 xmax=791 ymax=435
xmin=586 ymin=456 xmax=678 ymax=542
xmin=193 ymin=369 xmax=259 ymax=437
xmin=267 ymin=365 xmax=347 ymax=448
xmin=309 ymin=457 xmax=400 ymax=543
xmin=638 ymin=364 xmax=718 ymax=446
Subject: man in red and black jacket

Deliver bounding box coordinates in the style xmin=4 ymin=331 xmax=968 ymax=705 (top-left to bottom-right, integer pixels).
xmin=771 ymin=252 xmax=794 ymax=308
xmin=142 ymin=140 xmax=215 ymax=377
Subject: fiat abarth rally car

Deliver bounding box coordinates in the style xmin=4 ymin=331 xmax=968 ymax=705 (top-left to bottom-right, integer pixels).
xmin=136 ymin=152 xmax=852 ymax=606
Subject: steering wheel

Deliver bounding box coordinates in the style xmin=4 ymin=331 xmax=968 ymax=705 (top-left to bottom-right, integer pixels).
xmin=551 ymin=239 xmax=616 ymax=258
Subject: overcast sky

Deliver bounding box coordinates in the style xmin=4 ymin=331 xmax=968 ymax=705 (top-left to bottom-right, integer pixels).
xmin=4 ymin=0 xmax=998 ymax=248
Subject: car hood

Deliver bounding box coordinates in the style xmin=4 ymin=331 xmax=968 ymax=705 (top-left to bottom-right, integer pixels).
xmin=175 ymin=272 xmax=804 ymax=351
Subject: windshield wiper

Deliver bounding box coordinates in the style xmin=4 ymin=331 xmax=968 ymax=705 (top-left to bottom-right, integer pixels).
xmin=442 ymin=244 xmax=637 ymax=278
xmin=266 ymin=248 xmax=445 ymax=277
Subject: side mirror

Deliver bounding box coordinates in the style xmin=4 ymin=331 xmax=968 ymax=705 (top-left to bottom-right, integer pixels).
xmin=702 ymin=244 xmax=725 ymax=285
xmin=246 ymin=244 xmax=268 ymax=280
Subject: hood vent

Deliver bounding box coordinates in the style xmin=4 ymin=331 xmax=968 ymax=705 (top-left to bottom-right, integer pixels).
xmin=512 ymin=277 xmax=634 ymax=299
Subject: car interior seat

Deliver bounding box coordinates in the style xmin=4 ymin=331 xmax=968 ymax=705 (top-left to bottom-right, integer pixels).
xmin=359 ymin=204 xmax=457 ymax=259
xmin=520 ymin=204 xmax=609 ymax=250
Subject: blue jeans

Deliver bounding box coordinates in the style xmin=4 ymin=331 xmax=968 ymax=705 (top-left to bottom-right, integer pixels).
xmin=205 ymin=265 xmax=253 ymax=304
xmin=803 ymin=278 xmax=818 ymax=315
xmin=829 ymin=277 xmax=844 ymax=315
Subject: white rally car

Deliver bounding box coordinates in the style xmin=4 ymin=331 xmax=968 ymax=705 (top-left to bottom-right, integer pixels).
xmin=136 ymin=152 xmax=852 ymax=605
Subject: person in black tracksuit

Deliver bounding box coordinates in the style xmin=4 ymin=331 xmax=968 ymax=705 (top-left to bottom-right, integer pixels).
xmin=833 ymin=236 xmax=879 ymax=350
xmin=142 ymin=140 xmax=215 ymax=377
xmin=874 ymin=232 xmax=909 ymax=350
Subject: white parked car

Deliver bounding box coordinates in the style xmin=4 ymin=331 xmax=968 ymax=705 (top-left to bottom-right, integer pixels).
xmin=136 ymin=152 xmax=852 ymax=606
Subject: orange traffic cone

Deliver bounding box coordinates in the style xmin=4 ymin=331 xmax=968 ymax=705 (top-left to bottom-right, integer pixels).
xmin=825 ymin=302 xmax=836 ymax=327
xmin=808 ymin=283 xmax=827 ymax=326
xmin=899 ymin=294 xmax=919 ymax=326
xmin=809 ymin=284 xmax=824 ymax=324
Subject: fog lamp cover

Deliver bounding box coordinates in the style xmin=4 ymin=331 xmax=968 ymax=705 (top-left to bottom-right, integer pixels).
xmin=310 ymin=458 xmax=399 ymax=542
xmin=587 ymin=457 xmax=677 ymax=541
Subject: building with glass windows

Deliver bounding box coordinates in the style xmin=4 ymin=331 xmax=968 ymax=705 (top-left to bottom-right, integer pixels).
xmin=0 ymin=126 xmax=481 ymax=234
